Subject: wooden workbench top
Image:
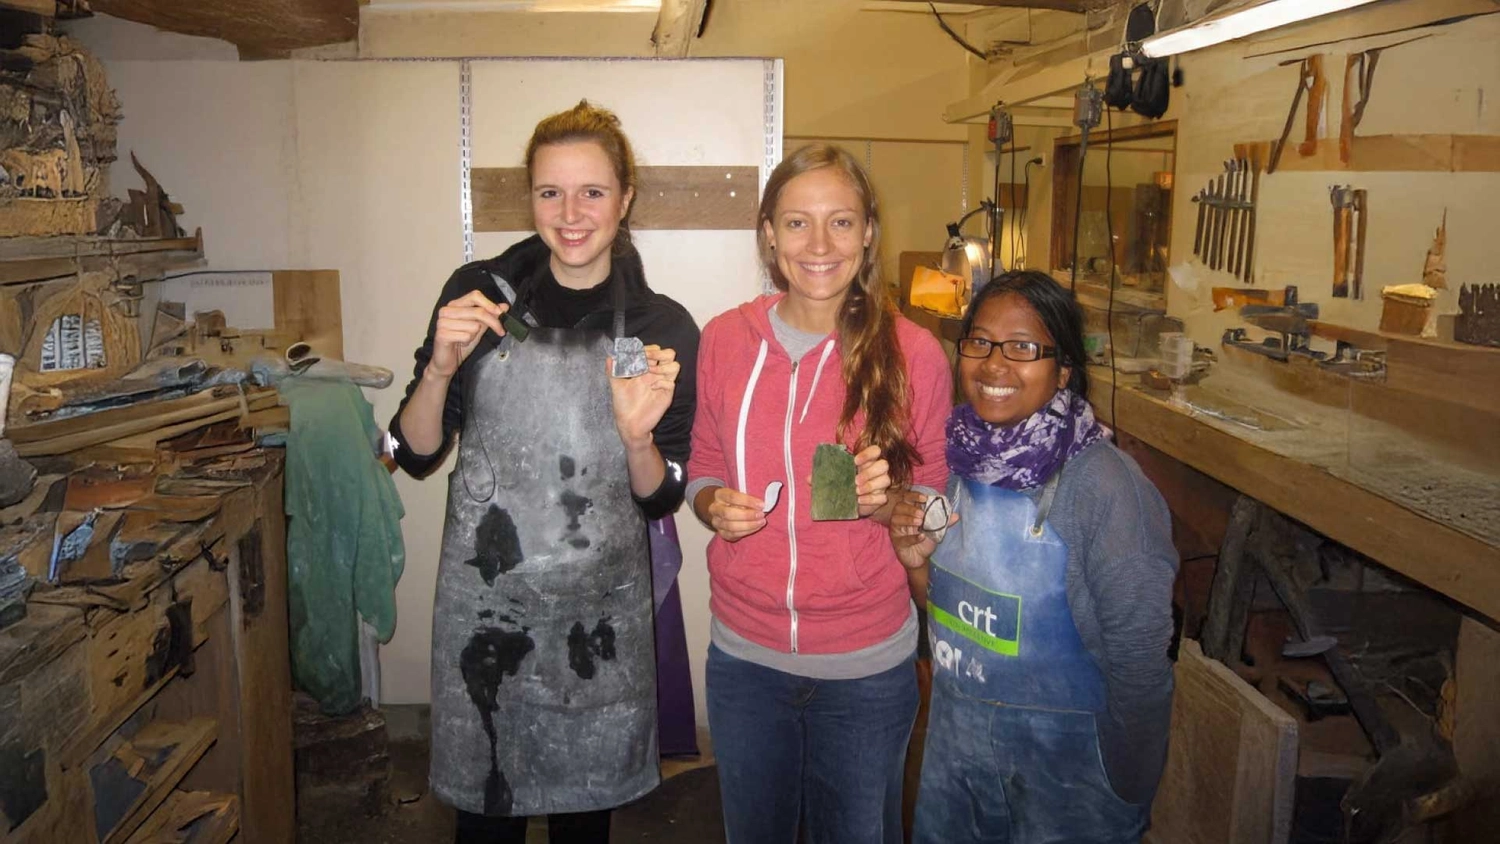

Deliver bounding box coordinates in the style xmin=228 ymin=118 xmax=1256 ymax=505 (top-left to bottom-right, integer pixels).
xmin=1091 ymin=365 xmax=1500 ymax=623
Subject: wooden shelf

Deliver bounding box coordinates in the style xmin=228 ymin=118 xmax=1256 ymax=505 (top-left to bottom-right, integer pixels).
xmin=0 ymin=230 xmax=204 ymax=285
xmin=123 ymin=790 xmax=239 ymax=844
xmin=91 ymin=718 xmax=218 ymax=844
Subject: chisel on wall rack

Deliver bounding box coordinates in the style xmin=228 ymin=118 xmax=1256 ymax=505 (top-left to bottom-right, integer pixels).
xmin=1331 ymin=185 xmax=1355 ymax=298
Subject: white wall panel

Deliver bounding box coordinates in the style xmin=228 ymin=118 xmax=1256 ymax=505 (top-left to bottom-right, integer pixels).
xmin=468 ymin=60 xmax=769 ymax=724
xmin=96 ymin=55 xmax=772 ymax=722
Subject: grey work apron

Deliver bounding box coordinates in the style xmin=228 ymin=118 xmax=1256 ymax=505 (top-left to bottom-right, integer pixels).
xmin=429 ymin=314 xmax=659 ymax=817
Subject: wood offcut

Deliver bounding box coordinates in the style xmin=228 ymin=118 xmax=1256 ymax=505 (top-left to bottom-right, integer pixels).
xmin=473 ymin=166 xmax=759 ymax=232
xmin=1145 ymin=640 xmax=1297 ymax=844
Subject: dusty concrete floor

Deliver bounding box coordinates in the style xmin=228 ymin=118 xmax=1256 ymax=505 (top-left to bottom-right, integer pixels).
xmin=297 ymin=733 xmax=722 ymax=844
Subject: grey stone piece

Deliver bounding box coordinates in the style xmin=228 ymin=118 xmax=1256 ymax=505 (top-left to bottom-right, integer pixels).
xmin=612 ymin=336 xmax=649 ymax=378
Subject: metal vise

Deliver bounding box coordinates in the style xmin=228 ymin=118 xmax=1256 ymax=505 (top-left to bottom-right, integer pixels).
xmin=1222 ymin=285 xmax=1320 ymax=361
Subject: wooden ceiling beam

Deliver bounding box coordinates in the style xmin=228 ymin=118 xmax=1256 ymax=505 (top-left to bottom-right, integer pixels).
xmin=88 ymin=0 xmax=358 ymax=58
xmin=880 ymin=0 xmax=1093 ymax=12
xmin=0 ymin=0 xmax=54 ymax=16
xmin=653 ymin=0 xmax=708 ymax=57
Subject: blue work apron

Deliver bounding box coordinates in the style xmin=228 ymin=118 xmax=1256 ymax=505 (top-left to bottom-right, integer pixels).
xmin=915 ymin=473 xmax=1148 ymax=843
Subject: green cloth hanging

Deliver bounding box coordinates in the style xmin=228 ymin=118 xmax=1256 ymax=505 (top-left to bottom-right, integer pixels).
xmin=281 ymin=378 xmax=405 ymax=715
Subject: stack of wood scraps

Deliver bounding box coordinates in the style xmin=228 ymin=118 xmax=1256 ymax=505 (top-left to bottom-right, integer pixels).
xmin=0 ymin=454 xmax=281 ymax=622
xmin=7 ymin=384 xmax=280 ymax=458
xmin=0 ymin=374 xmax=285 ymax=624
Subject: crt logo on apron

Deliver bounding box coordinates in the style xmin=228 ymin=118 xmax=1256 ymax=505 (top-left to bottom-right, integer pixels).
xmin=929 ymin=565 xmax=1021 ymax=684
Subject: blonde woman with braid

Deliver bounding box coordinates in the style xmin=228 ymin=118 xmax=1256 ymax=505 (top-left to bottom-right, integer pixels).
xmin=687 ymin=144 xmax=951 ymax=843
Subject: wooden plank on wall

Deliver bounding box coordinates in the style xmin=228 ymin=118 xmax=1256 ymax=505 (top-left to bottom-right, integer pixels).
xmin=1384 ymin=336 xmax=1500 ymax=417
xmin=0 ymin=0 xmax=55 ymax=15
xmin=1454 ymin=135 xmax=1500 ymax=172
xmin=1147 ymin=639 xmax=1297 ymax=844
xmin=1254 ymin=135 xmax=1500 ymax=173
xmin=473 ymin=165 xmax=759 ymax=232
xmin=1113 ymin=387 xmax=1500 ymax=622
xmin=271 ymin=270 xmax=343 ymax=360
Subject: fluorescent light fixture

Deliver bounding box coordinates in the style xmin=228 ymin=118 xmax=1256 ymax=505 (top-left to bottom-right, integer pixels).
xmin=365 ymin=0 xmax=660 ymax=12
xmin=1142 ymin=0 xmax=1384 ymax=58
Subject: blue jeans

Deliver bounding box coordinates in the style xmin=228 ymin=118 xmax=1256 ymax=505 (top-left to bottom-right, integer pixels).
xmin=706 ymin=644 xmax=918 ymax=844
xmin=913 ymin=677 xmax=1149 ymax=844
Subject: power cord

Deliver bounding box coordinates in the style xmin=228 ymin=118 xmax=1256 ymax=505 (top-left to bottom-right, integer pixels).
xmin=1020 ymin=157 xmax=1042 ymax=268
xmin=928 ymin=2 xmax=986 ymax=59
xmin=1069 ymin=141 xmax=1088 ymax=290
xmin=1009 ymin=139 xmax=1019 ymax=270
xmin=990 ymin=141 xmax=1002 ymax=286
xmin=1105 ymin=106 xmax=1120 ymax=429
xmin=1070 ymin=80 xmax=1103 ymax=289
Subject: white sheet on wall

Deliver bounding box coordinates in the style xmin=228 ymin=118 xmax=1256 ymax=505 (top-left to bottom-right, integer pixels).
xmin=100 ymin=55 xmax=776 ymax=722
xmin=157 ymin=272 xmax=277 ymax=330
xmin=469 ymin=58 xmax=770 ymax=327
xmin=466 ymin=59 xmax=773 ymax=727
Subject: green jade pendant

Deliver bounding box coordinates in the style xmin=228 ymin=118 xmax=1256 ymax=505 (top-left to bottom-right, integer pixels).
xmin=811 ymin=443 xmax=859 ymax=521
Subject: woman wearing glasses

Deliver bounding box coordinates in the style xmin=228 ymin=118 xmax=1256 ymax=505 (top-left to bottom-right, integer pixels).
xmin=891 ymin=270 xmax=1177 ymax=843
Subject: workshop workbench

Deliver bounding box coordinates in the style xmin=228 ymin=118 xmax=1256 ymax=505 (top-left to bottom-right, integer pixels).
xmin=1089 ymin=365 xmax=1500 ymax=624
xmin=0 ymin=451 xmax=293 ymax=843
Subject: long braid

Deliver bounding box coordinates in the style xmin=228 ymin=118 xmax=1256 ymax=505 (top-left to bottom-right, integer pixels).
xmin=759 ymin=144 xmax=921 ymax=487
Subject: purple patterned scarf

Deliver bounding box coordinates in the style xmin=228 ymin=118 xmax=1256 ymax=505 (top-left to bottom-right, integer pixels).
xmin=945 ymin=389 xmax=1110 ymax=490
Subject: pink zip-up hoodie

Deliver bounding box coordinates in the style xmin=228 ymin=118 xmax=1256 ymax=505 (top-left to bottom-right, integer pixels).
xmin=689 ymin=294 xmax=952 ymax=655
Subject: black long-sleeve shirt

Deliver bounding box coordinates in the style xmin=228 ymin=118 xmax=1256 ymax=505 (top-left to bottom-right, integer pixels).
xmin=389 ymin=236 xmax=699 ymax=520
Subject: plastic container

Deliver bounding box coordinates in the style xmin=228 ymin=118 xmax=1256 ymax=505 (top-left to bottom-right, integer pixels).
xmin=0 ymin=353 xmax=13 ymax=438
xmin=1157 ymin=332 xmax=1193 ymax=380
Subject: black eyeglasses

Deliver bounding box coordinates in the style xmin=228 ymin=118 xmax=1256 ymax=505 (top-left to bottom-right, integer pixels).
xmin=956 ymin=338 xmax=1058 ymax=362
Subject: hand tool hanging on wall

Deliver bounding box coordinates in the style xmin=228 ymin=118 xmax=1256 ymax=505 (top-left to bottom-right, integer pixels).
xmin=1209 ymin=162 xmax=1228 ymax=270
xmin=1339 ymin=49 xmax=1382 ymax=165
xmin=1224 ymin=160 xmax=1236 ymax=272
xmin=1192 ymin=188 xmax=1207 ymax=257
xmin=1330 ymin=185 xmax=1355 ymax=298
xmin=1300 ymin=55 xmax=1327 ymax=157
xmin=1203 ymin=166 xmax=1220 ymax=269
xmin=1351 ymin=188 xmax=1367 ymax=300
xmin=1243 ymin=142 xmax=1264 ymax=284
xmin=1191 ymin=159 xmax=1256 ymax=278
xmin=1330 ymin=185 xmax=1367 ymax=299
xmin=1228 ymin=156 xmax=1251 ymax=279
xmin=1269 ymin=56 xmax=1323 ymax=174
